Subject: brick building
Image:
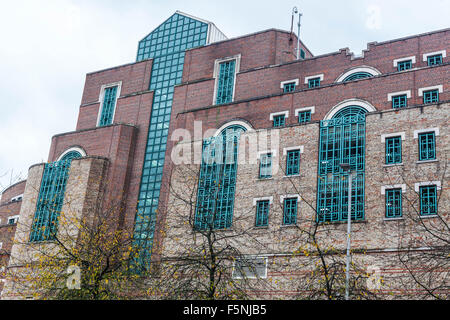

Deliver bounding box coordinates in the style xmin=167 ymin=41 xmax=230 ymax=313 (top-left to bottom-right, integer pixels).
xmin=1 ymin=11 xmax=449 ymax=299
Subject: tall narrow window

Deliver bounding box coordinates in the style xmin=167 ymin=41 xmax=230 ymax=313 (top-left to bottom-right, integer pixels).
xmin=259 ymin=153 xmax=273 ymax=179
xmin=418 ymin=132 xmax=436 ymax=161
xmin=420 ymin=185 xmax=437 ymax=216
xmin=385 ymin=136 xmax=402 ymax=164
xmin=195 ymin=125 xmax=246 ymax=230
xmin=286 ymin=150 xmax=300 ymax=176
xmin=255 ymin=200 xmax=270 ymax=227
xmin=385 ymin=189 xmax=402 ymax=218
xmin=423 ymin=89 xmax=439 ymax=104
xmin=98 ymin=86 xmax=118 ymax=127
xmin=397 ymin=60 xmax=412 ymax=71
xmin=30 ymin=159 xmax=73 ymax=242
xmin=283 ymin=198 xmax=298 ymax=225
xmin=427 ymin=54 xmax=443 ymax=66
xmin=392 ymin=94 xmax=407 ymax=109
xmin=216 ymin=60 xmax=236 ymax=105
xmin=273 ymin=115 xmax=286 ymax=128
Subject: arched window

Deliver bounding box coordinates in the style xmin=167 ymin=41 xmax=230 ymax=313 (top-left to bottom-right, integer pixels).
xmin=60 ymin=151 xmax=83 ymax=162
xmin=195 ymin=124 xmax=247 ymax=230
xmin=342 ymin=72 xmax=373 ymax=82
xmin=317 ymin=105 xmax=367 ymax=223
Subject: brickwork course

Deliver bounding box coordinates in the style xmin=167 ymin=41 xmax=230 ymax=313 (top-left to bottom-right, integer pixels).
xmin=0 ymin=10 xmax=448 ymax=299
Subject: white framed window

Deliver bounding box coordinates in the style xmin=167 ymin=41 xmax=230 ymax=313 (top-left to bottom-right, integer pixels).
xmin=414 ymin=181 xmax=441 ymax=192
xmin=387 ymin=90 xmax=412 ymax=102
xmin=418 ymin=85 xmax=443 ymax=97
xmin=413 ymin=127 xmax=440 ymax=139
xmin=269 ymin=111 xmax=289 ymax=121
xmin=11 ymin=194 xmax=23 ymax=202
xmin=393 ymin=56 xmax=416 ymax=67
xmin=381 ymin=184 xmax=407 ymax=195
xmin=97 ymin=81 xmax=122 ymax=127
xmin=232 ymin=256 xmax=268 ymax=279
xmin=304 ymin=74 xmax=324 ymax=84
xmin=8 ymin=215 xmax=19 ymax=225
xmin=294 ymin=106 xmax=315 ymax=117
xmin=212 ymin=54 xmax=241 ymax=105
xmin=252 ymin=197 xmax=274 ymax=206
xmin=422 ymin=50 xmax=446 ymax=62
xmin=381 ymin=132 xmax=406 ymax=143
xmin=279 ymin=194 xmax=301 ymax=203
xmin=283 ymin=146 xmax=305 ymax=156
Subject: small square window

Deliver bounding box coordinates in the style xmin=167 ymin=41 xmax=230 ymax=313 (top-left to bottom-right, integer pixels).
xmin=283 ymin=82 xmax=296 ymax=93
xmin=392 ymin=94 xmax=407 ymax=109
xmin=386 ymin=189 xmax=402 ymax=218
xmin=418 ymin=132 xmax=436 ymax=161
xmin=298 ymin=111 xmax=312 ymax=124
xmin=308 ymin=77 xmax=321 ymax=88
xmin=427 ymin=54 xmax=443 ymax=66
xmin=273 ymin=115 xmax=286 ymax=128
xmin=423 ymin=90 xmax=439 ymax=104
xmin=385 ymin=136 xmax=402 ymax=164
xmin=397 ymin=60 xmax=412 ymax=71
xmin=259 ymin=153 xmax=272 ymax=179
xmin=420 ymin=185 xmax=437 ymax=216
xmin=255 ymin=200 xmax=270 ymax=227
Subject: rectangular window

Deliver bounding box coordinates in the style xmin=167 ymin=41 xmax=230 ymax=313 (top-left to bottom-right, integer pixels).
xmin=385 ymin=189 xmax=402 ymax=218
xmin=259 ymin=153 xmax=272 ymax=179
xmin=385 ymin=136 xmax=402 ymax=164
xmin=286 ymin=150 xmax=300 ymax=176
xmin=418 ymin=132 xmax=436 ymax=161
xmin=298 ymin=111 xmax=311 ymax=124
xmin=273 ymin=115 xmax=286 ymax=127
xmin=392 ymin=94 xmax=407 ymax=109
xmin=255 ymin=200 xmax=270 ymax=227
xmin=232 ymin=257 xmax=267 ymax=279
xmin=300 ymin=49 xmax=306 ymax=59
xmin=423 ymin=89 xmax=439 ymax=104
xmin=216 ymin=59 xmax=236 ymax=105
xmin=283 ymin=82 xmax=296 ymax=93
xmin=397 ymin=60 xmax=412 ymax=71
xmin=427 ymin=54 xmax=443 ymax=66
xmin=98 ymin=86 xmax=118 ymax=127
xmin=308 ymin=77 xmax=321 ymax=88
xmin=420 ymin=185 xmax=437 ymax=216
xmin=283 ymin=198 xmax=298 ymax=225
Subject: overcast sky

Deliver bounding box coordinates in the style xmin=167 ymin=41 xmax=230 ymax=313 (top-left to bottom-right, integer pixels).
xmin=0 ymin=0 xmax=449 ymax=192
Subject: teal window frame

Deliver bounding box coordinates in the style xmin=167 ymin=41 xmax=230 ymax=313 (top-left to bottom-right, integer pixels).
xmin=418 ymin=132 xmax=436 ymax=161
xmin=420 ymin=185 xmax=437 ymax=216
xmin=30 ymin=159 xmax=73 ymax=242
xmin=283 ymin=198 xmax=298 ymax=225
xmin=397 ymin=60 xmax=412 ymax=71
xmin=283 ymin=82 xmax=296 ymax=93
xmin=298 ymin=111 xmax=311 ymax=124
xmin=98 ymin=86 xmax=118 ymax=127
xmin=392 ymin=94 xmax=407 ymax=109
xmin=308 ymin=77 xmax=321 ymax=88
xmin=423 ymin=89 xmax=439 ymax=104
xmin=427 ymin=54 xmax=443 ymax=66
xmin=216 ymin=59 xmax=236 ymax=105
xmin=194 ymin=125 xmax=246 ymax=231
xmin=300 ymin=49 xmax=306 ymax=59
xmin=259 ymin=153 xmax=273 ymax=179
xmin=255 ymin=200 xmax=270 ymax=227
xmin=342 ymin=72 xmax=373 ymax=82
xmin=273 ymin=115 xmax=286 ymax=128
xmin=385 ymin=136 xmax=402 ymax=164
xmin=385 ymin=189 xmax=402 ymax=218
xmin=286 ymin=150 xmax=300 ymax=176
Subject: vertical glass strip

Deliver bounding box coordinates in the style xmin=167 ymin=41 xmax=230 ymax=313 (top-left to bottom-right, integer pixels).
xmin=98 ymin=86 xmax=118 ymax=127
xmin=133 ymin=13 xmax=209 ymax=268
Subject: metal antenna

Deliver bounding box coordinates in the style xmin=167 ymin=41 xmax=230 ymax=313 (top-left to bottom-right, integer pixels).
xmin=297 ymin=10 xmax=303 ymax=59
xmin=290 ymin=7 xmax=298 ymax=41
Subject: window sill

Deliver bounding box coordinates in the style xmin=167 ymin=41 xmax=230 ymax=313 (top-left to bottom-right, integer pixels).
xmin=384 ymin=217 xmax=404 ymax=221
xmin=253 ymin=226 xmax=269 ymax=230
xmin=419 ymin=214 xmax=439 ymax=219
xmin=383 ymin=163 xmax=404 ymax=168
xmin=280 ymin=224 xmax=298 ymax=229
xmin=258 ymin=177 xmax=274 ymax=181
xmin=283 ymin=174 xmax=301 ymax=178
xmin=416 ymin=159 xmax=438 ymax=164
